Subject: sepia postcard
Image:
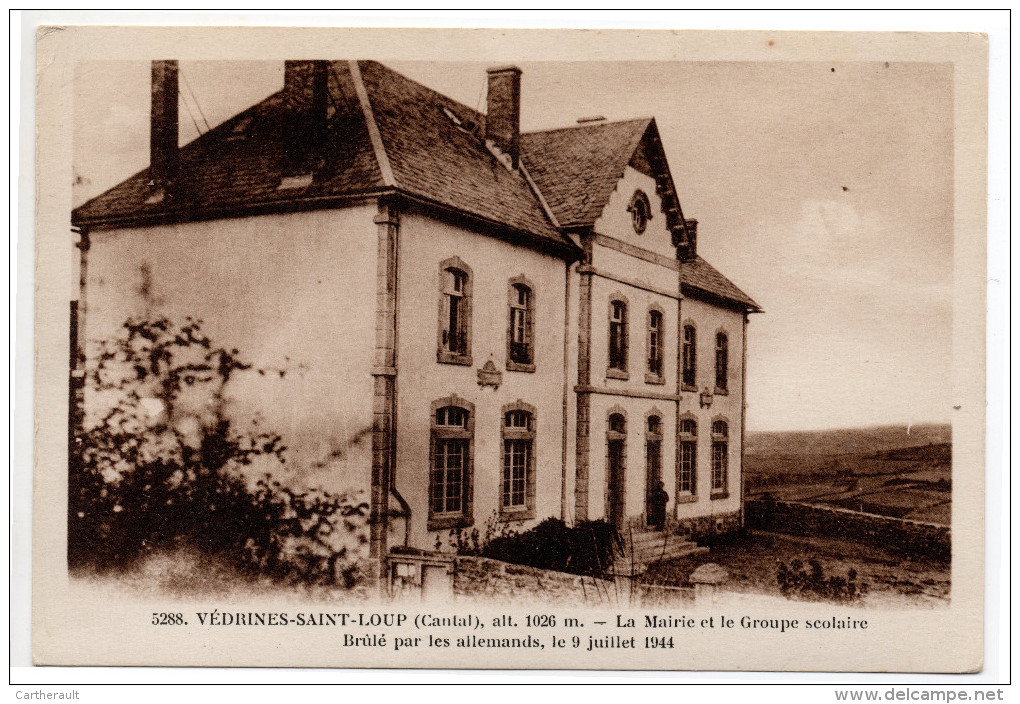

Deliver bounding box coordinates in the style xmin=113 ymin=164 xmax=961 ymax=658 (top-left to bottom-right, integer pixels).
xmin=31 ymin=24 xmax=988 ymax=672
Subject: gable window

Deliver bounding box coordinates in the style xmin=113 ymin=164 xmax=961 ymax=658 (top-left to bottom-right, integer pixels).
xmin=678 ymin=417 xmax=697 ymax=497
xmin=501 ymin=402 xmax=536 ymax=519
xmin=507 ymin=277 xmax=535 ymax=372
xmin=682 ymin=324 xmax=697 ymax=390
xmin=711 ymin=419 xmax=729 ymax=496
xmin=429 ymin=397 xmax=475 ymax=530
xmin=437 ymin=258 xmax=472 ymax=365
xmin=608 ymin=299 xmax=629 ymax=378
xmin=628 ymin=190 xmax=652 ymax=235
xmin=646 ymin=308 xmax=664 ymax=383
xmin=715 ymin=331 xmax=729 ymax=393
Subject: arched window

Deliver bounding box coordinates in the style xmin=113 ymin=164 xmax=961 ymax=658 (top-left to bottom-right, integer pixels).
xmin=711 ymin=420 xmax=729 ymax=494
xmin=608 ymin=299 xmax=628 ymax=375
xmin=646 ymin=308 xmax=664 ymax=381
xmin=501 ymin=402 xmax=536 ymax=518
xmin=682 ymin=324 xmax=697 ymax=389
xmin=715 ymin=331 xmax=729 ymax=393
xmin=437 ymin=258 xmax=472 ymax=365
xmin=678 ymin=417 xmax=697 ymax=495
xmin=507 ymin=278 xmax=535 ymax=371
xmin=429 ymin=397 xmax=474 ymax=529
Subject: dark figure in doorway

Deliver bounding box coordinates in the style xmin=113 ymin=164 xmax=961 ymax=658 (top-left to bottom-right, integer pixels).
xmin=648 ymin=480 xmax=669 ymax=531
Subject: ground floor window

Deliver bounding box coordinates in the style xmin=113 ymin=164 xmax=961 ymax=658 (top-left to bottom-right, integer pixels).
xmin=679 ymin=417 xmax=697 ymax=495
xmin=429 ymin=398 xmax=474 ymax=528
xmin=501 ymin=403 xmax=536 ymax=518
xmin=711 ymin=420 xmax=728 ymax=493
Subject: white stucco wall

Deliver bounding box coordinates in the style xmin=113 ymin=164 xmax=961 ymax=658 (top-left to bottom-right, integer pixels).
xmin=675 ymin=296 xmax=744 ymax=520
xmin=393 ymin=209 xmax=569 ymax=548
xmin=83 ymin=206 xmax=378 ymax=495
xmin=570 ymin=163 xmax=747 ymax=528
xmin=595 ymin=166 xmax=676 ymax=261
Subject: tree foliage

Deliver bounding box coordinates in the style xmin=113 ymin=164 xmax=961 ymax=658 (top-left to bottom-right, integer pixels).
xmin=69 ymin=316 xmax=368 ymax=586
xmin=443 ymin=515 xmax=620 ymax=578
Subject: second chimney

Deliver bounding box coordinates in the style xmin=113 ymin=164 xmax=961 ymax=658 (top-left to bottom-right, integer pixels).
xmin=485 ymin=65 xmax=521 ymax=169
xmin=282 ymin=60 xmax=329 ymax=177
xmin=150 ymin=60 xmax=179 ymax=191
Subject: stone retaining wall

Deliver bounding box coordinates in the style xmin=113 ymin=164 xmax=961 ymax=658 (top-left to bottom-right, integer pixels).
xmin=744 ymin=499 xmax=950 ymax=561
xmin=453 ymin=556 xmax=618 ymax=605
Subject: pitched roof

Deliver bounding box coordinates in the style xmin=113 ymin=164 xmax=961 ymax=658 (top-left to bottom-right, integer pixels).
xmin=357 ymin=61 xmax=565 ymax=246
xmin=72 ymin=60 xmax=758 ymax=310
xmin=72 ymin=61 xmax=573 ymax=254
xmin=520 ymin=118 xmax=652 ymax=228
xmin=522 ymin=117 xmax=759 ymax=311
xmin=682 ymin=255 xmax=761 ymax=312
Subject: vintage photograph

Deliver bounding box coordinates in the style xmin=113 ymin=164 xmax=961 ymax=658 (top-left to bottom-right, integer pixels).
xmin=31 ymin=25 xmax=988 ymax=672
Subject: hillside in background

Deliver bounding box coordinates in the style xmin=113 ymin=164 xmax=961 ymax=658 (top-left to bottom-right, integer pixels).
xmin=744 ymin=423 xmax=952 ymax=526
xmin=745 ymin=423 xmax=951 ymax=458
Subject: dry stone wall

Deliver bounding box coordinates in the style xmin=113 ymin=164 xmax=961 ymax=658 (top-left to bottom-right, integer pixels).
xmin=745 ymin=499 xmax=950 ymax=561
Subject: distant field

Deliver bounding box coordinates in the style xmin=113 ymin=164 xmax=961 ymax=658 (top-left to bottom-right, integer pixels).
xmin=744 ymin=424 xmax=951 ymax=526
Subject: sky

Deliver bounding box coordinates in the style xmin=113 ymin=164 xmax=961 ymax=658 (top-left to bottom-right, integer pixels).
xmin=72 ymin=59 xmax=954 ymax=432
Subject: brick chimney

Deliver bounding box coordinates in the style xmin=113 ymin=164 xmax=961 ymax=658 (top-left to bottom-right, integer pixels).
xmin=282 ymin=60 xmax=329 ymax=178
xmin=150 ymin=60 xmax=179 ymax=190
xmin=485 ymin=65 xmax=521 ymax=169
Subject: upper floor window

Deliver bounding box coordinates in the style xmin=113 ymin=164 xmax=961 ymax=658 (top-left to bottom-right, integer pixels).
xmin=711 ymin=420 xmax=729 ymax=494
xmin=628 ymin=190 xmax=652 ymax=235
xmin=507 ymin=278 xmax=535 ymax=371
xmin=715 ymin=331 xmax=729 ymax=393
xmin=608 ymin=299 xmax=629 ymax=374
xmin=647 ymin=308 xmax=664 ymax=381
xmin=501 ymin=403 xmax=536 ymax=518
xmin=437 ymin=258 xmax=472 ymax=365
xmin=682 ymin=324 xmax=697 ymax=389
xmin=429 ymin=398 xmax=475 ymax=529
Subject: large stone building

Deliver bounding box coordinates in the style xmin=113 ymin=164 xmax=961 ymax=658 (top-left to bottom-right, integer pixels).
xmin=71 ymin=60 xmax=760 ymax=563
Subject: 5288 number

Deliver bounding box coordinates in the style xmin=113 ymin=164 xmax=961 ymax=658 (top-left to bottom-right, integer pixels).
xmin=152 ymin=613 xmax=186 ymax=625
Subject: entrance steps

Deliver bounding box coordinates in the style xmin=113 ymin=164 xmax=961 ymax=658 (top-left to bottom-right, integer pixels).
xmin=610 ymin=527 xmax=708 ymax=577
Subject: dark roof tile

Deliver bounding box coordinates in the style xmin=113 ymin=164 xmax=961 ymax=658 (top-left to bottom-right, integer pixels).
xmin=520 ymin=118 xmax=651 ymax=227
xmin=682 ymin=256 xmax=761 ymax=311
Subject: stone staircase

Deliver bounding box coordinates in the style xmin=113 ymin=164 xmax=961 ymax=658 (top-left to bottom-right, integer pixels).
xmin=611 ymin=527 xmax=708 ymax=577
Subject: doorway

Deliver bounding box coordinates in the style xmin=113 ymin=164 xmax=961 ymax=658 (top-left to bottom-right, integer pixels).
xmin=606 ymin=413 xmax=627 ymax=531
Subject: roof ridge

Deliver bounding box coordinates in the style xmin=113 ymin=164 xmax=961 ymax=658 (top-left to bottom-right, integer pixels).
xmin=522 ymin=116 xmax=652 ymax=137
xmin=347 ymin=60 xmax=395 ymax=187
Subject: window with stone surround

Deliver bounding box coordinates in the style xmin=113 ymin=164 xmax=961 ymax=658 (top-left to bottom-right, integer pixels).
xmin=628 ymin=189 xmax=652 ymax=235
xmin=711 ymin=419 xmax=729 ymax=496
xmin=682 ymin=323 xmax=697 ymax=390
xmin=429 ymin=397 xmax=474 ymax=529
xmin=679 ymin=416 xmax=697 ymax=496
xmin=608 ymin=298 xmax=629 ymax=377
xmin=437 ymin=257 xmax=472 ymax=365
xmin=715 ymin=330 xmax=729 ymax=393
xmin=501 ymin=401 xmax=536 ymax=519
xmin=646 ymin=307 xmax=664 ymax=382
xmin=507 ymin=277 xmax=535 ymax=372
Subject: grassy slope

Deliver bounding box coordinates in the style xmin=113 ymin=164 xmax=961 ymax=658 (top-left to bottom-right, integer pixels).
xmin=745 ymin=423 xmax=951 ymax=459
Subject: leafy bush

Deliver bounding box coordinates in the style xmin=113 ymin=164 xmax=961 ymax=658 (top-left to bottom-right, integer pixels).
xmin=444 ymin=516 xmax=620 ymax=578
xmin=69 ymin=316 xmax=368 ymax=586
xmin=777 ymin=558 xmax=868 ymax=602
